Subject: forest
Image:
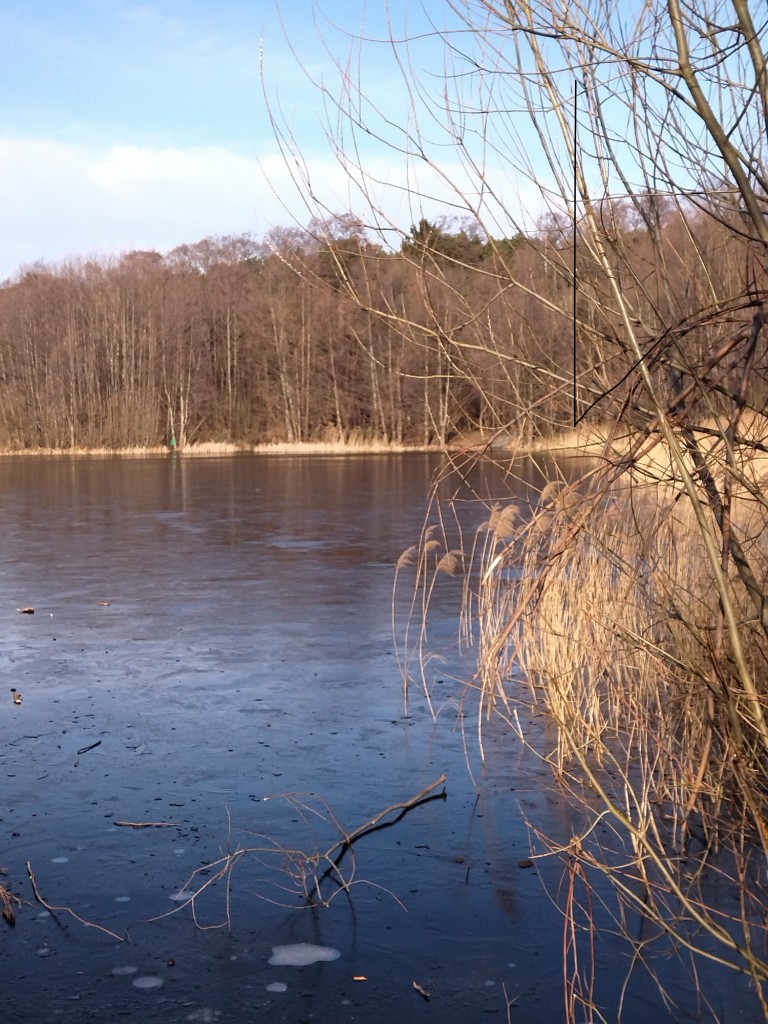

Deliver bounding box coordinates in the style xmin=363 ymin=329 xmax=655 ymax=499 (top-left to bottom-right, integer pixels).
xmin=0 ymin=201 xmax=761 ymax=452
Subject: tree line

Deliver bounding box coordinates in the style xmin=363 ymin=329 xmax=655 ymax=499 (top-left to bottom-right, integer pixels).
xmin=0 ymin=202 xmax=760 ymax=450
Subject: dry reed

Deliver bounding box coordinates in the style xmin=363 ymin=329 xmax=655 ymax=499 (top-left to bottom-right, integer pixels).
xmin=401 ymin=427 xmax=768 ymax=1019
xmin=0 ymin=436 xmax=433 ymax=457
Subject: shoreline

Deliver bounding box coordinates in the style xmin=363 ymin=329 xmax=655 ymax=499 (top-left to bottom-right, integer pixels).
xmin=0 ymin=440 xmax=438 ymax=457
xmin=0 ymin=424 xmax=618 ymax=459
xmin=7 ymin=422 xmax=741 ymax=466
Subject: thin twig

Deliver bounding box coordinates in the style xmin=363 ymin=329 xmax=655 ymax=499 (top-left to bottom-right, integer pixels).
xmin=309 ymin=774 xmax=448 ymax=903
xmin=76 ymin=740 xmax=102 ymax=755
xmin=113 ymin=821 xmax=180 ymax=828
xmin=26 ymin=861 xmax=125 ymax=942
xmin=325 ymin=774 xmax=448 ymax=859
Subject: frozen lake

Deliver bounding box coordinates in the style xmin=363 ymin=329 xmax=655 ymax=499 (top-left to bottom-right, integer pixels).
xmin=0 ymin=452 xmax=745 ymax=1022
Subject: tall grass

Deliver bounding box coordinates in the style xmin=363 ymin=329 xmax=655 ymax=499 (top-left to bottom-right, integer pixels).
xmin=400 ymin=432 xmax=768 ymax=1019
xmin=0 ymin=436 xmax=432 ymax=457
xmin=0 ymin=441 xmax=244 ymax=456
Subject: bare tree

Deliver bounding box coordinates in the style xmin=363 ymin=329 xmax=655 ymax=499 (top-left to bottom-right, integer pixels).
xmin=268 ymin=0 xmax=768 ymax=1017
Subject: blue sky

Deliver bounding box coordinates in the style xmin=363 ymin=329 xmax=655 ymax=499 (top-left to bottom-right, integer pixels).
xmin=1 ymin=0 xmax=497 ymax=280
xmin=2 ymin=1 xmax=729 ymax=282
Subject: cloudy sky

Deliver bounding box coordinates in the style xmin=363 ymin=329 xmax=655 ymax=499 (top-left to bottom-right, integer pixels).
xmin=1 ymin=0 xmax=480 ymax=280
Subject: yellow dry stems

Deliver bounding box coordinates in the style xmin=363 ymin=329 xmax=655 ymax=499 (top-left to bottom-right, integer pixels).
xmin=402 ymin=424 xmax=768 ymax=1013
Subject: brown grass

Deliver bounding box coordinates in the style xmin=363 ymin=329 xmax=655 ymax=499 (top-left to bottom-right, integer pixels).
xmin=477 ymin=466 xmax=768 ymax=1008
xmin=0 ymin=442 xmax=241 ymax=457
xmin=0 ymin=882 xmax=20 ymax=926
xmin=401 ymin=426 xmax=768 ymax=1018
xmin=251 ymin=439 xmax=430 ymax=455
xmin=0 ymin=436 xmax=434 ymax=457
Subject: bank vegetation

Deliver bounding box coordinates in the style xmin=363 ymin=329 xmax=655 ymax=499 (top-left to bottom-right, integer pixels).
xmin=3 ymin=192 xmax=762 ymax=457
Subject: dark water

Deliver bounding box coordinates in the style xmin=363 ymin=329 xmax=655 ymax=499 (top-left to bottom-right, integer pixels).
xmin=0 ymin=453 xmax=752 ymax=1023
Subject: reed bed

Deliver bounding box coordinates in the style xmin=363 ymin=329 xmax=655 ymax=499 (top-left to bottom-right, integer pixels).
xmin=400 ymin=429 xmax=768 ymax=1019
xmin=487 ymin=457 xmax=768 ymax=1013
xmin=0 ymin=441 xmax=243 ymax=456
xmin=252 ymin=439 xmax=430 ymax=455
xmin=0 ymin=436 xmax=431 ymax=457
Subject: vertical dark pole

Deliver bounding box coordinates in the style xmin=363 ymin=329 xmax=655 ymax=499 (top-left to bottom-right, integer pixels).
xmin=572 ymin=80 xmax=579 ymax=427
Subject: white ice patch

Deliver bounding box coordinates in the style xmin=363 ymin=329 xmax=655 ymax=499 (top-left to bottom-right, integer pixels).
xmin=50 ymin=856 xmax=69 ymax=864
xmin=132 ymin=976 xmax=164 ymax=990
xmin=266 ymin=982 xmax=288 ymax=993
xmin=114 ymin=895 xmax=131 ymax=902
xmin=111 ymin=965 xmax=138 ymax=976
xmin=268 ymin=943 xmax=341 ymax=966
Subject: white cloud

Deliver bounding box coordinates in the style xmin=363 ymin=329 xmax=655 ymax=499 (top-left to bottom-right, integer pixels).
xmin=0 ymin=136 xmax=389 ymax=278
xmin=0 ymin=133 xmax=544 ymax=281
xmin=0 ymin=137 xmax=269 ymax=278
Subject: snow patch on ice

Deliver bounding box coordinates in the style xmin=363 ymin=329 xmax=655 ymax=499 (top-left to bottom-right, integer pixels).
xmin=268 ymin=943 xmax=340 ymax=966
xmin=132 ymin=975 xmax=164 ymax=990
